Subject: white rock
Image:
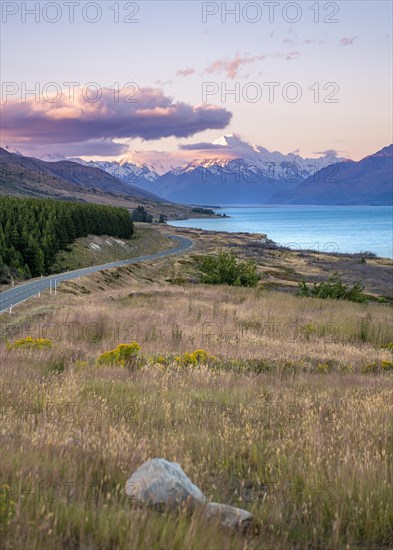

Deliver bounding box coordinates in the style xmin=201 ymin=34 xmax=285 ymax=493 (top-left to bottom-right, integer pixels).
xmin=125 ymin=458 xmax=207 ymax=510
xmin=203 ymin=502 xmax=254 ymax=531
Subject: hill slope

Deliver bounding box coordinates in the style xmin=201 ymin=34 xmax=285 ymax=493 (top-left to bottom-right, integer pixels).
xmin=270 ymin=145 xmax=393 ymax=205
xmin=0 ymin=148 xmax=166 ymax=203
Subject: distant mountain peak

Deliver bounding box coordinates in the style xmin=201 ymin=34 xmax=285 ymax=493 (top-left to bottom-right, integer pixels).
xmin=213 ymin=134 xmax=243 ymax=147
xmin=370 ymin=144 xmax=393 ymax=158
xmin=272 ymin=143 xmax=393 ymax=206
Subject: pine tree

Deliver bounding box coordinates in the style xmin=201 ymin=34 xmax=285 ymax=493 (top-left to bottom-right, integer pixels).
xmin=0 ymin=196 xmax=134 ymax=281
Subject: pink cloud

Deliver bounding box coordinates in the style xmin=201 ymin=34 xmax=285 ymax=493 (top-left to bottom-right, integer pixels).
xmin=282 ymin=38 xmax=296 ymax=47
xmin=0 ymin=87 xmax=232 ymax=153
xmin=204 ymin=54 xmax=266 ymax=79
xmin=339 ymin=36 xmax=359 ymax=46
xmin=205 ymin=50 xmax=300 ymax=79
xmin=176 ymin=68 xmax=195 ymax=77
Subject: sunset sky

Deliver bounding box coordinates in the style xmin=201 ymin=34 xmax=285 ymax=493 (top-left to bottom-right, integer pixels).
xmin=1 ymin=0 xmax=392 ymax=165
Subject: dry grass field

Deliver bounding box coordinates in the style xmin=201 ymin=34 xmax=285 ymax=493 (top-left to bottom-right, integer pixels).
xmin=1 ymin=226 xmax=392 ymax=549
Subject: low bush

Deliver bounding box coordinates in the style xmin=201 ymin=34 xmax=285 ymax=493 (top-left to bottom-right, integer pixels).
xmin=381 ymin=360 xmax=393 ymax=371
xmin=131 ymin=206 xmax=153 ymax=223
xmin=298 ymin=273 xmax=367 ymax=302
xmin=175 ymin=349 xmax=216 ymax=367
xmin=97 ymin=342 xmax=141 ymax=368
xmin=381 ymin=341 xmax=393 ymax=351
xmin=6 ymin=336 xmax=53 ymax=350
xmin=199 ymin=252 xmax=259 ymax=287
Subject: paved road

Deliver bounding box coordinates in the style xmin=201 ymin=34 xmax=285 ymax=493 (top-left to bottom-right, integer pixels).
xmin=0 ymin=234 xmax=193 ymax=314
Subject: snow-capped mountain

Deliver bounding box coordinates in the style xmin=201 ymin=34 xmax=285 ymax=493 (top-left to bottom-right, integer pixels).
xmin=33 ymin=135 xmax=349 ymax=204
xmin=271 ymin=144 xmax=393 ymax=205
xmin=78 ymin=160 xmax=159 ymax=185
xmin=37 ymin=135 xmax=346 ymax=182
xmin=174 ymin=134 xmax=346 ymax=181
xmin=38 ymin=155 xmax=161 ymax=188
xmin=0 ymin=147 xmax=167 ymax=203
xmin=135 ymin=135 xmax=348 ymax=204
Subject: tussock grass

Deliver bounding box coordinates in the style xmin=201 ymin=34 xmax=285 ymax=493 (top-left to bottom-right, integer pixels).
xmin=6 ymin=285 xmax=390 ymax=371
xmin=1 ymin=230 xmax=392 ymax=548
xmin=1 ymin=358 xmax=392 ymax=549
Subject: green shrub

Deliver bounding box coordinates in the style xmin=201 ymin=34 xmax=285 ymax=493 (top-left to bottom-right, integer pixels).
xmin=298 ymin=273 xmax=366 ymax=302
xmin=316 ymin=363 xmax=331 ymax=374
xmin=191 ymin=207 xmax=215 ymax=215
xmin=361 ymin=362 xmax=380 ymax=374
xmin=131 ymin=206 xmax=153 ymax=223
xmin=199 ymin=252 xmax=259 ymax=287
xmin=7 ymin=336 xmax=53 ymax=350
xmin=97 ymin=342 xmax=141 ymax=368
xmin=381 ymin=360 xmax=393 ymax=371
xmin=299 ymin=322 xmax=318 ymax=340
xmin=175 ymin=349 xmax=216 ymax=367
xmin=46 ymin=357 xmax=66 ymax=374
xmin=360 ymin=361 xmax=393 ymax=374
xmin=381 ymin=342 xmax=393 ymax=351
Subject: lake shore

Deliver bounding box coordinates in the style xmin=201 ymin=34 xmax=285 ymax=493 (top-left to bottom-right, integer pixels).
xmin=167 ymin=205 xmax=393 ymax=259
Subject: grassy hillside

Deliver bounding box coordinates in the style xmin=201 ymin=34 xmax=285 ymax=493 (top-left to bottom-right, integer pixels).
xmin=1 ymin=227 xmax=392 ymax=549
xmin=0 ymin=148 xmax=163 ymax=202
xmin=51 ymin=224 xmax=176 ymax=273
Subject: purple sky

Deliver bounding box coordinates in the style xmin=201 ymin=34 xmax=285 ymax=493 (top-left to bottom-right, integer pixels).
xmin=1 ymin=1 xmax=392 ymax=164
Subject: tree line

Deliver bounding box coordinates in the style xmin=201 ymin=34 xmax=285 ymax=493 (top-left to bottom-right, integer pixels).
xmin=131 ymin=205 xmax=153 ymax=223
xmin=131 ymin=206 xmax=166 ymax=224
xmin=0 ymin=196 xmax=134 ymax=280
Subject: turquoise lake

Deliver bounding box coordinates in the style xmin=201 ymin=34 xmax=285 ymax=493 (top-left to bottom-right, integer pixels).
xmin=169 ymin=206 xmax=393 ymax=258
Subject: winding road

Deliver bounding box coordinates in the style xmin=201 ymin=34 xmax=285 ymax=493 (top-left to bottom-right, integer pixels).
xmin=0 ymin=234 xmax=193 ymax=315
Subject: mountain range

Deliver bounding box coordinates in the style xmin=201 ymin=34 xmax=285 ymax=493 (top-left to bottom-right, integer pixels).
xmin=59 ymin=136 xmax=392 ymax=206
xmin=0 ymin=147 xmax=164 ymax=203
xmin=1 ymin=138 xmax=392 ymax=206
xmin=273 ymin=145 xmax=393 ymax=205
xmin=33 ymin=135 xmax=349 ymax=204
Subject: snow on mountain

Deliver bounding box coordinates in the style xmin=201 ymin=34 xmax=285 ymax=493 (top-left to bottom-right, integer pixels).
xmin=83 ymin=160 xmax=160 ymax=185
xmin=39 ymin=153 xmax=69 ymax=162
xmin=34 ymin=135 xmax=347 ymax=196
xmin=179 ymin=134 xmax=347 ymax=181
xmin=119 ymin=157 xmax=170 ymax=176
xmin=271 ymin=144 xmax=393 ymax=205
xmin=136 ymin=136 xmax=350 ymax=204
xmin=4 ymin=145 xmax=22 ymax=156
xmin=37 ymin=155 xmax=160 ymax=187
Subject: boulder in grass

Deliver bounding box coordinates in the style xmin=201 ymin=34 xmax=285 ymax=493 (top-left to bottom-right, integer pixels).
xmin=203 ymin=502 xmax=254 ymax=532
xmin=125 ymin=458 xmax=207 ymax=511
xmin=125 ymin=458 xmax=255 ymax=531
